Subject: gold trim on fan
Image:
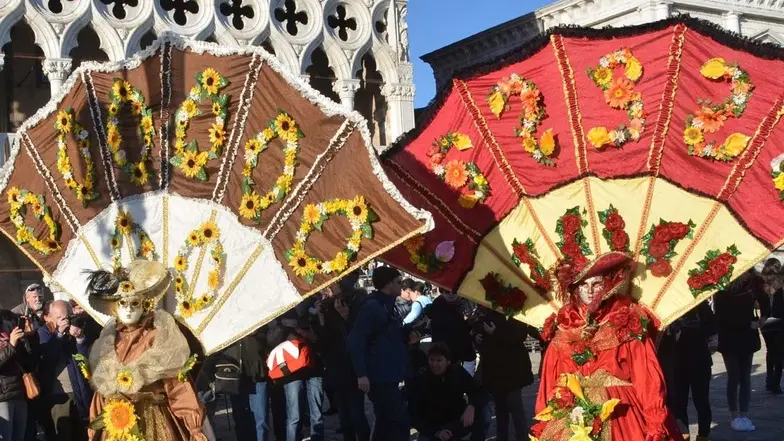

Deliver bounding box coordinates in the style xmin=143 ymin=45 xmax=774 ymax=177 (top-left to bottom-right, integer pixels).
xmin=186 ymin=209 xmax=218 ymax=301
xmin=196 ymin=241 xmax=265 ymax=336
xmin=163 ymin=195 xmax=169 ymax=264
xmin=204 ymin=299 xmax=300 ymax=355
xmin=581 ymin=179 xmax=602 ymax=254
xmin=79 ymin=236 xmax=102 ymax=268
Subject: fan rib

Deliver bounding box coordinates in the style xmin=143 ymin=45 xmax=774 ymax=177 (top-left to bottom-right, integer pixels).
xmin=650 ymin=202 xmax=721 ymax=310
xmin=263 ymin=119 xmax=357 ymax=241
xmin=213 ymin=53 xmax=265 ymax=203
xmin=82 ymin=70 xmax=120 ymax=202
xmin=19 ymin=132 xmax=80 ymax=234
xmin=580 ymin=179 xmax=602 ymax=253
xmin=647 ymin=24 xmax=687 ymax=175
xmin=630 ymin=177 xmax=657 ymax=261
xmin=196 ymin=241 xmax=265 ymax=336
xmin=79 ymin=236 xmax=103 ymax=269
xmin=159 ymin=43 xmax=173 ymax=189
xmin=718 ymin=95 xmax=784 ymax=201
xmin=384 ymin=160 xmax=480 ymax=242
xmin=454 ymin=79 xmax=526 ymax=197
xmin=520 ymin=198 xmax=561 ymax=259
xmin=550 ymin=34 xmax=588 ymax=175
xmin=478 ymin=241 xmax=560 ymax=313
xmin=163 ymin=195 xmax=170 ymax=265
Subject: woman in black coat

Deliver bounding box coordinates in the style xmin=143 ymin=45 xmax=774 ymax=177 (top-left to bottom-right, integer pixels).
xmin=0 ymin=309 xmax=36 ymax=441
xmin=758 ymin=259 xmax=784 ymax=394
xmin=714 ymin=269 xmax=770 ymax=432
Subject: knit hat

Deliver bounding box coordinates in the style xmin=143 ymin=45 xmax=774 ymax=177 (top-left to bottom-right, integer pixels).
xmin=372 ymin=266 xmax=401 ymax=290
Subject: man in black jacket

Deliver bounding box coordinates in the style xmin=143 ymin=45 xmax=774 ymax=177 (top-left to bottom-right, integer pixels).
xmin=474 ymin=310 xmax=534 ymax=441
xmin=407 ymin=343 xmax=487 ymax=441
xmin=426 ymin=293 xmax=475 ymax=375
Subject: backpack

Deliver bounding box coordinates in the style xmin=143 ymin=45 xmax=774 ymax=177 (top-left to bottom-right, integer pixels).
xmin=213 ymin=341 xmax=242 ymax=395
xmin=266 ymin=338 xmax=311 ymax=380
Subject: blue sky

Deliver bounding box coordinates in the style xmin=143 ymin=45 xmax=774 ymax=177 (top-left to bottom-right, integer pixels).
xmin=408 ymin=0 xmax=553 ymax=108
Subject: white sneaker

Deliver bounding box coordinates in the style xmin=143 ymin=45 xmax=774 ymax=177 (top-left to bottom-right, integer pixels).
xmin=741 ymin=417 xmax=756 ymax=432
xmin=731 ymin=418 xmax=745 ymax=432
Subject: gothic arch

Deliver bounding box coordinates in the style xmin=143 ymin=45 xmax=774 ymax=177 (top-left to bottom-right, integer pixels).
xmin=353 ymin=42 xmax=398 ymax=84
xmin=125 ymin=20 xmax=157 ymax=57
xmin=21 ymin=10 xmax=59 ymax=59
xmin=0 ymin=0 xmax=24 ymax=50
xmin=267 ymin=29 xmax=300 ymax=73
xmin=302 ymin=35 xmax=351 ymax=80
xmin=63 ymin=15 xmax=125 ymax=61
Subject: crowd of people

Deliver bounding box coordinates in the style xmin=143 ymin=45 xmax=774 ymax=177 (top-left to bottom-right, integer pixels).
xmin=0 ymin=256 xmax=783 ymax=441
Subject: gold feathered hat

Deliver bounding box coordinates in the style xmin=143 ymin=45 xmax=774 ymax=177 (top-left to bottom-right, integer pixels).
xmin=85 ymin=259 xmax=171 ymax=316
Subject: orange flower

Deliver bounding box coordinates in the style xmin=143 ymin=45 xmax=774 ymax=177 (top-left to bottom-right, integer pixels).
xmin=520 ymin=88 xmax=541 ymax=113
xmin=694 ymin=107 xmax=727 ymax=134
xmin=443 ymin=160 xmax=468 ymax=189
xmin=604 ymin=77 xmax=634 ymax=109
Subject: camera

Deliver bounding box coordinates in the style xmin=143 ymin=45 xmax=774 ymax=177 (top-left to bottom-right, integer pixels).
xmin=68 ymin=314 xmax=88 ymax=330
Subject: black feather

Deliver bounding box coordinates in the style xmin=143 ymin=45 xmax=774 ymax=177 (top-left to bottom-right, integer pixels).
xmin=83 ymin=269 xmax=121 ymax=298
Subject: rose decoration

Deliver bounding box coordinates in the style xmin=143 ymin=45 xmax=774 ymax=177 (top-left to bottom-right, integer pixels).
xmin=687 ymin=245 xmax=741 ymax=297
xmin=598 ymin=205 xmax=630 ymax=252
xmin=556 ymin=207 xmax=593 ymax=270
xmin=640 ymin=219 xmax=695 ymax=278
xmin=480 ymin=272 xmax=527 ymax=316
xmin=511 ymin=238 xmax=551 ymax=292
xmin=427 ymin=132 xmax=491 ymax=208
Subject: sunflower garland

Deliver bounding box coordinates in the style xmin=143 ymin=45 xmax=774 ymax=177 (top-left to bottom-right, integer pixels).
xmin=586 ymin=48 xmax=646 ymax=149
xmin=684 ymin=58 xmax=754 ymax=161
xmin=6 ymin=188 xmax=61 ymax=255
xmin=239 ymin=111 xmax=304 ymax=222
xmin=89 ymin=398 xmax=146 ymax=441
xmin=110 ymin=210 xmax=157 ymax=273
xmin=73 ymin=354 xmax=91 ymax=380
xmin=426 ymin=132 xmax=490 ymax=209
xmin=173 ymin=220 xmax=224 ymax=318
xmin=285 ymin=196 xmax=378 ymax=284
xmin=169 ymin=68 xmax=230 ymax=181
xmin=486 ymin=74 xmax=557 ymax=166
xmin=178 ymin=354 xmax=199 ymax=382
xmin=54 ymin=109 xmax=99 ymax=206
xmin=105 ymin=79 xmax=155 ymax=186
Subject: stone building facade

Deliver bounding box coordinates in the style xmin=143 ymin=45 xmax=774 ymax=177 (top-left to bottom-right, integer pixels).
xmin=0 ymin=0 xmax=414 ymax=307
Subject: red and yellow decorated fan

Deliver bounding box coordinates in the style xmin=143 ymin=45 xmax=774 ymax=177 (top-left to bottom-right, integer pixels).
xmin=382 ymin=17 xmax=784 ymax=328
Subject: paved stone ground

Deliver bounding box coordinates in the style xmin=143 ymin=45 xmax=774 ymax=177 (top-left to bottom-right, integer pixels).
xmin=211 ymin=347 xmax=784 ymax=441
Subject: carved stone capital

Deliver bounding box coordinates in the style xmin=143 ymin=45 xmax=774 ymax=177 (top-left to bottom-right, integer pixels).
xmin=333 ymin=79 xmax=361 ymax=98
xmin=381 ymin=83 xmax=415 ymax=99
xmin=397 ymin=63 xmax=414 ymax=84
xmin=42 ymin=58 xmax=73 ymax=81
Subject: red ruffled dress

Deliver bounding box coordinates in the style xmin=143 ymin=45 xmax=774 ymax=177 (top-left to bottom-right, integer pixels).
xmin=532 ymin=296 xmax=681 ymax=441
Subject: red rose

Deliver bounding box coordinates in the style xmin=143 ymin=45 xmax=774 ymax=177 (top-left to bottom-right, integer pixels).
xmin=629 ymin=316 xmax=644 ymax=334
xmin=572 ymin=254 xmax=589 ymax=271
xmin=561 ymin=241 xmax=582 ymax=260
xmin=650 ymin=260 xmax=673 ymax=277
xmin=426 ymin=144 xmax=441 ymax=157
xmin=541 ymin=314 xmax=557 ymax=341
xmin=513 ymin=243 xmax=532 ymax=262
xmin=480 ymin=273 xmax=500 ymax=295
xmin=604 ymin=212 xmax=625 ymax=232
xmin=716 ymin=253 xmax=738 ymax=266
xmin=708 ymin=260 xmax=730 ymax=279
xmin=617 ymin=327 xmax=633 ymax=341
xmin=429 ymin=152 xmax=445 ymax=167
xmin=609 ymin=311 xmax=630 ymax=327
xmin=530 ymin=421 xmax=547 ymax=438
xmin=533 ymin=274 xmax=552 ymax=291
xmin=653 ymin=225 xmax=671 ymax=242
xmin=562 ymin=214 xmax=582 ymax=235
xmin=667 ymin=222 xmax=690 ymax=240
xmin=592 ymin=418 xmax=603 ymax=435
xmin=648 ymin=240 xmax=670 ymax=259
xmin=688 ymin=275 xmax=706 ymax=290
xmin=572 ymin=341 xmax=588 ymax=354
xmin=611 ymin=230 xmax=629 ymax=252
xmin=506 ymin=289 xmax=527 ymax=309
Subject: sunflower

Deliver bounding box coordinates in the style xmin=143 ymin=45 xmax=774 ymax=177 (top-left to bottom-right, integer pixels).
xmin=443 ymin=160 xmax=469 ymax=189
xmin=110 ymin=236 xmax=120 ymax=249
xmin=187 ymin=230 xmax=202 ymax=247
xmin=199 ymin=294 xmax=213 ymax=308
xmin=174 ymin=254 xmax=188 ymax=272
xmin=208 ymin=270 xmax=220 ymax=289
xmin=174 ymin=138 xmax=186 ymax=155
xmin=209 ymin=123 xmax=225 ymax=148
xmin=245 ymin=138 xmax=264 ymax=155
xmin=179 ymin=301 xmax=195 ymax=318
xmin=274 ymin=113 xmax=299 ymax=143
xmin=174 ymin=275 xmax=185 ymax=287
xmin=108 ymin=102 xmax=119 ymax=117
xmin=112 ymin=81 xmax=132 ymax=103
xmin=288 ymin=248 xmax=313 ymax=277
xmin=260 ymin=193 xmax=275 ymax=209
xmin=139 ymin=240 xmax=155 ymax=258
xmin=239 ymin=192 xmax=261 ymax=219
xmin=199 ymin=221 xmax=220 ymax=243
xmin=593 ymin=67 xmax=614 ymax=87
xmin=275 ymin=174 xmax=293 ymax=192
xmin=7 ymin=187 xmax=20 ymax=205
xmin=683 ymin=127 xmax=704 ymax=146
xmin=106 ymin=125 xmax=122 ymax=151
xmin=346 ymin=195 xmax=369 ymax=224
xmin=116 ymin=370 xmax=134 ymax=390
xmin=303 ymin=204 xmax=322 ymax=226
xmin=330 ymin=251 xmax=349 ymax=273
xmin=201 ymin=68 xmax=222 ymax=95
xmin=262 ymin=127 xmax=276 ymax=142
xmin=604 ymin=77 xmax=634 ymax=109
xmin=180 ymin=99 xmax=198 ymax=118
xmin=119 ymin=281 xmax=134 ymax=293
xmin=212 ymin=102 xmax=222 ymax=116
xmin=130 ymin=162 xmax=150 ymax=186
xmin=55 ymin=110 xmax=73 ymax=134
xmin=131 ymin=100 xmax=144 ymax=116
xmin=102 ymin=399 xmax=137 ymax=438
xmin=140 ymin=115 xmax=154 ymax=134
xmin=116 ymin=212 xmax=133 ymax=235
xmin=180 ymin=150 xmax=208 ymax=179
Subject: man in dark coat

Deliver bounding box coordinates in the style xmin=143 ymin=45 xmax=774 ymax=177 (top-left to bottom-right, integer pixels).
xmin=426 ymin=292 xmax=475 ymax=375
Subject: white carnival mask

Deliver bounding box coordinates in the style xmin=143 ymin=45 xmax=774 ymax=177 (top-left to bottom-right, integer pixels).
xmin=116 ymin=296 xmax=144 ymax=325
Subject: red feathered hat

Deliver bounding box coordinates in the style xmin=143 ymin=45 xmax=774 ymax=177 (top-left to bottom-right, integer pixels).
xmin=552 ymin=252 xmax=633 ymax=303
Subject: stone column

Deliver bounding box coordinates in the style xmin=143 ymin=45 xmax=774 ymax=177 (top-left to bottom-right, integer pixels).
xmin=42 ymin=58 xmax=73 ymax=96
xmin=654 ymin=2 xmax=671 ymax=21
xmin=725 ymin=11 xmax=742 ymax=34
xmin=383 ymin=82 xmax=415 ymax=147
xmin=333 ymin=79 xmax=361 ymax=110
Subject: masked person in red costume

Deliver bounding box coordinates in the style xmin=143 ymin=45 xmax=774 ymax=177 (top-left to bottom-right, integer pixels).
xmin=530 ymin=252 xmax=680 ymax=441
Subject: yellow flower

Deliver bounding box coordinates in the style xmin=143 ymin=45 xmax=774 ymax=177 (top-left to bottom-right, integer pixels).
xmin=212 ymin=102 xmax=222 ymax=116
xmin=453 ymin=133 xmax=473 ymax=151
xmin=600 ymin=398 xmax=620 ymax=421
xmin=187 ymin=230 xmax=202 ymax=246
xmin=176 ymin=128 xmax=186 ymax=140
xmin=140 ymin=115 xmax=154 ymax=134
xmin=274 ymin=113 xmax=299 ymax=143
xmin=593 ymin=67 xmax=614 ymax=87
xmin=275 ymin=174 xmax=293 ymax=192
xmin=245 ymin=138 xmax=264 ymax=155
xmin=522 ymin=136 xmax=537 ymax=153
xmin=700 ymin=58 xmax=727 ymax=79
xmin=473 ymin=174 xmax=487 ymax=187
xmin=181 ymin=99 xmax=198 ymax=118
xmin=533 ymin=406 xmax=553 ymax=422
xmin=564 ymin=374 xmax=585 ymax=400
xmin=131 ymin=100 xmax=144 ymax=116
xmin=289 ymin=248 xmax=313 ymax=277
xmin=625 ymin=56 xmax=643 ymax=81
xmin=140 ymin=240 xmax=155 ymax=258
xmin=112 ymin=81 xmax=133 ymax=102
xmin=55 ymin=110 xmax=73 ymax=134
xmin=722 ymin=132 xmax=750 ymax=158
xmin=208 ymin=270 xmax=220 ymax=289
xmin=201 ymin=68 xmax=222 ymax=95
xmin=116 ymin=370 xmax=134 ymax=390
xmin=567 ymin=424 xmax=593 ymax=441
xmin=174 ymin=254 xmax=188 ymax=272
xmin=261 ymin=193 xmax=275 ymax=209
xmin=116 ymin=211 xmax=133 ymax=235
xmin=209 ymin=122 xmax=225 ymax=148
xmin=106 ymin=125 xmax=122 ymax=151
xmin=587 ymin=126 xmax=611 ymax=148
xmin=179 ymin=301 xmax=195 ymax=318
xmin=346 ymin=196 xmax=369 ymax=224
xmin=331 ymin=252 xmax=349 ymax=273
xmin=683 ymin=127 xmax=704 ymax=146
xmin=102 ymin=399 xmax=137 ymax=438
xmin=774 ymin=173 xmax=784 ymax=191
xmin=199 ymin=221 xmax=220 ymax=243
xmin=487 ymin=90 xmax=506 ymax=117
xmin=174 ymin=139 xmax=186 ymax=155
xmin=458 ymin=194 xmax=479 ymax=209
xmin=539 ymin=128 xmax=556 ymax=156
xmin=7 ymin=187 xmax=20 ymax=205
xmin=262 ymin=128 xmax=276 ymax=141
xmin=175 ymin=275 xmax=184 ymax=287
xmin=130 ymin=162 xmax=149 ymax=186
xmin=240 ymin=192 xmax=261 ymax=219
xmin=180 ymin=150 xmax=208 ymax=178
xmin=529 ymin=436 xmax=540 ymax=441
xmin=303 ymin=204 xmax=322 ymax=226
xmin=242 ymin=165 xmax=252 ymax=177
xmin=119 ymin=281 xmax=134 ymax=293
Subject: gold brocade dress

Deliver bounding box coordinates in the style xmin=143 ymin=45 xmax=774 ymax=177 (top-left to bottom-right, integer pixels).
xmin=87 ymin=312 xmax=206 ymax=441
